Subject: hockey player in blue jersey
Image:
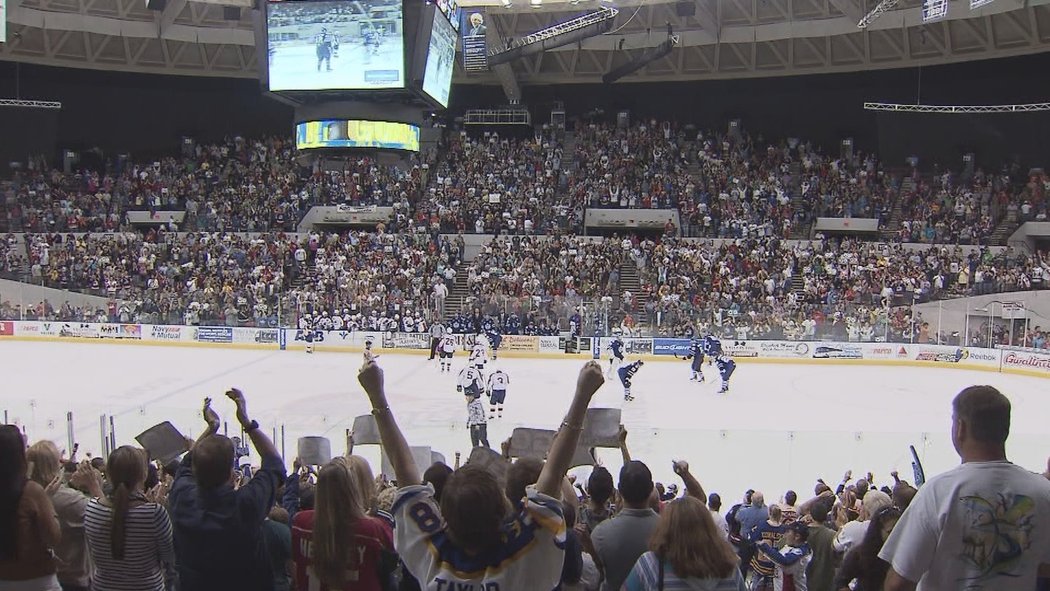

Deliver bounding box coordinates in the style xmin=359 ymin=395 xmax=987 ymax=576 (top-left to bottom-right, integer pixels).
xmin=682 ymin=339 xmax=706 ymax=382
xmin=607 ymin=333 xmax=626 ymax=378
xmin=618 ymin=360 xmax=644 ymax=401
xmin=715 ymin=356 xmax=736 ymax=393
xmin=485 ymin=329 xmax=502 ymax=360
xmin=702 ymin=334 xmax=723 ymax=358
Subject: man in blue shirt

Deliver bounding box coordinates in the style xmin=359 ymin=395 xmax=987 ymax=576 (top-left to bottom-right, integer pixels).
xmin=169 ymin=390 xmax=287 ymax=591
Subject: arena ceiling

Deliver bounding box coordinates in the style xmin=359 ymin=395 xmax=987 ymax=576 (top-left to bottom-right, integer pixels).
xmin=1 ymin=0 xmax=1048 ymax=86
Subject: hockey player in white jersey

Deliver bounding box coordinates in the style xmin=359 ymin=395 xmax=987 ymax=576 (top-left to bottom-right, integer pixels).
xmin=470 ymin=335 xmax=489 ymax=372
xmin=299 ymin=313 xmax=316 ymax=354
xmin=487 ymin=369 xmax=510 ymax=419
xmin=439 ymin=335 xmax=456 ymax=372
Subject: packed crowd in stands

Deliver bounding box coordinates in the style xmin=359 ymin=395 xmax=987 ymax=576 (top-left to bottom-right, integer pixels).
xmin=2 ymin=365 xmax=1048 ymax=591
xmin=3 ymin=226 xmax=1050 ymax=346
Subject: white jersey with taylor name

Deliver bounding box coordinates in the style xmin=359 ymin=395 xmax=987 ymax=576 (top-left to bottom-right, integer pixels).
xmin=391 ymin=484 xmax=565 ymax=591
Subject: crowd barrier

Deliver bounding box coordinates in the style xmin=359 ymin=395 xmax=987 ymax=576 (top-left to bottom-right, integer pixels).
xmin=3 ymin=320 xmax=1050 ymax=378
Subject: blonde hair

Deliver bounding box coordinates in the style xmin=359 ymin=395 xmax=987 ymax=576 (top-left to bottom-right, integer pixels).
xmin=347 ymin=455 xmax=377 ymax=513
xmin=312 ymin=461 xmax=367 ymax=588
xmin=26 ymin=441 xmax=61 ymax=488
xmin=650 ymin=496 xmax=739 ymax=580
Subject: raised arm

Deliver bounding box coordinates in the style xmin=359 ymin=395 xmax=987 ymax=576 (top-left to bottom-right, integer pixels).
xmin=536 ymin=362 xmax=604 ymax=497
xmin=618 ymin=426 xmax=631 ymax=464
xmin=358 ymin=362 xmax=421 ymax=486
xmin=226 ymin=388 xmax=280 ymax=462
xmin=672 ymin=460 xmax=706 ymax=501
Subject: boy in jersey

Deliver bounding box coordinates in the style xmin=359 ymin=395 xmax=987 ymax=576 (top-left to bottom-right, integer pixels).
xmin=487 ymin=369 xmax=510 ymax=419
xmin=363 ymin=337 xmax=378 ymax=363
xmin=756 ymin=521 xmax=811 ymax=591
xmin=607 ymin=332 xmax=625 ymax=378
xmin=682 ymin=338 xmax=706 ymax=382
xmin=457 ymin=365 xmax=488 ymax=447
xmin=618 ymin=360 xmax=644 ymax=401
xmin=439 ymin=334 xmax=456 ymax=372
xmin=359 ymin=361 xmax=604 ymax=591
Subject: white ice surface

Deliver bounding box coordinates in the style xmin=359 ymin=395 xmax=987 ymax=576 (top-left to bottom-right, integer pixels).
xmin=268 ymin=42 xmax=404 ymax=91
xmin=4 ymin=340 xmax=1049 ymax=502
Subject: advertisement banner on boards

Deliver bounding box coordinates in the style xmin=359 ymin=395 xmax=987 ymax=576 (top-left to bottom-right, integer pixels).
xmin=149 ymin=325 xmax=183 ymax=341
xmin=382 ymin=333 xmax=430 ymax=349
xmin=538 ymin=336 xmax=561 ymax=353
xmin=757 ymin=341 xmax=812 ymax=358
xmin=811 ymin=343 xmax=864 ymax=359
xmin=624 ymin=339 xmax=653 ymax=356
xmin=196 ymin=326 xmax=233 ymax=344
xmin=653 ymin=338 xmax=691 ymax=356
xmin=0 ymin=321 xmax=12 ymax=336
xmin=500 ymin=335 xmax=538 ymax=352
xmin=723 ymin=341 xmax=759 ymax=358
xmin=59 ymin=323 xmax=100 ymax=339
xmin=1002 ymin=351 xmax=1050 ymax=374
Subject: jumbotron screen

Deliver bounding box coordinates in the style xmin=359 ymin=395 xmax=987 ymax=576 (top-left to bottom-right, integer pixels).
xmin=266 ymin=0 xmax=405 ymax=92
xmin=295 ymin=120 xmax=421 ymax=151
xmin=421 ymin=8 xmax=456 ymax=108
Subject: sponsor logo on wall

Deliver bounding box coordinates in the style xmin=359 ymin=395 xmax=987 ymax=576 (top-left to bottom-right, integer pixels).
xmin=151 ymin=326 xmax=182 ymax=340
xmin=758 ymin=342 xmax=811 ymax=357
xmin=382 ymin=333 xmax=430 ymax=349
xmin=500 ymin=335 xmax=539 ymax=352
xmin=914 ymin=348 xmax=967 ymax=363
xmin=59 ymin=323 xmax=100 ymax=338
xmin=196 ymin=326 xmax=234 ymax=344
xmin=1002 ymin=352 xmax=1050 ymax=371
xmin=724 ymin=341 xmax=759 ymax=358
xmin=0 ymin=321 xmax=13 ymax=336
xmin=653 ymin=338 xmax=691 ymax=356
xmin=625 ymin=339 xmax=653 ymax=355
xmin=812 ymin=345 xmax=864 ymax=359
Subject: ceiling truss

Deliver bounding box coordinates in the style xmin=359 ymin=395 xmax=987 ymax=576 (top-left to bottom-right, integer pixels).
xmin=0 ymin=0 xmax=1047 ymax=83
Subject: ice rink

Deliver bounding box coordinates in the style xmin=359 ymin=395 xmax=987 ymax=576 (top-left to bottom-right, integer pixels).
xmin=4 ymin=340 xmax=1049 ymax=500
xmin=268 ymin=42 xmax=404 ymax=91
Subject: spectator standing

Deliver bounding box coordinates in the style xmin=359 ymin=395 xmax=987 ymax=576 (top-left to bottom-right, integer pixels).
xmin=621 ymin=496 xmax=746 ymax=591
xmin=832 ymin=490 xmax=891 ymax=555
xmin=578 ymin=467 xmax=614 ymax=534
xmin=291 ymin=460 xmax=394 ymax=591
xmin=27 ymin=441 xmax=102 ymax=591
xmin=591 ymin=461 xmax=660 ymax=591
xmin=734 ymin=490 xmax=768 ymax=577
xmin=804 ymin=503 xmax=838 ymax=591
xmin=0 ymin=424 xmax=62 ymax=591
xmin=882 ymin=385 xmax=1050 ymax=591
xmin=834 ymin=507 xmax=900 ymax=591
xmin=263 ymin=508 xmax=292 ymax=591
xmin=168 ymin=392 xmax=286 ymax=591
xmin=84 ymin=446 xmax=174 ymax=591
xmin=709 ymin=493 xmax=729 ymax=540
xmin=755 ymin=521 xmax=812 ymax=591
xmin=358 ymin=361 xmax=604 ymax=589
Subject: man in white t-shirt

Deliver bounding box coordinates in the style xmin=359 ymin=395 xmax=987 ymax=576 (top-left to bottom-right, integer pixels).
xmin=881 ymin=385 xmax=1050 ymax=591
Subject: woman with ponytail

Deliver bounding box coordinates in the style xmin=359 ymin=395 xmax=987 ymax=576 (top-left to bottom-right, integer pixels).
xmin=84 ymin=446 xmax=174 ymax=591
xmin=291 ymin=460 xmax=393 ymax=591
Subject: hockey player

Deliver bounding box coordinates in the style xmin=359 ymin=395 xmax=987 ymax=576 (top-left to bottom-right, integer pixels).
xmin=607 ymin=332 xmax=626 ymax=378
xmin=470 ymin=335 xmax=489 ymax=372
xmin=682 ymin=338 xmax=706 ymax=383
xmin=299 ymin=313 xmax=316 ymax=354
xmin=487 ymin=369 xmax=510 ymax=419
xmin=485 ymin=328 xmax=502 ymax=361
xmin=457 ymin=366 xmax=488 ymax=448
xmin=618 ymin=360 xmax=644 ymax=402
xmin=363 ymin=337 xmax=378 ymax=363
xmin=315 ymin=27 xmax=334 ymax=72
xmin=702 ymin=334 xmax=723 ymax=358
xmin=439 ymin=334 xmax=456 ymax=372
xmin=716 ymin=356 xmax=736 ymax=394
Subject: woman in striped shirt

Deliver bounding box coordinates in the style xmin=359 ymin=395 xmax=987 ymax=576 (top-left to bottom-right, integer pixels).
xmin=84 ymin=446 xmax=174 ymax=591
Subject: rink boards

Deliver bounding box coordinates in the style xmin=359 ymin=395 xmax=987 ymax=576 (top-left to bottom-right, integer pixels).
xmin=2 ymin=320 xmax=1048 ymax=378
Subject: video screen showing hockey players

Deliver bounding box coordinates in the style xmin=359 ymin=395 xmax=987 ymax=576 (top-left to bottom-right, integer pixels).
xmin=266 ymin=0 xmax=405 ymax=92
xmin=421 ymin=9 xmax=455 ymax=108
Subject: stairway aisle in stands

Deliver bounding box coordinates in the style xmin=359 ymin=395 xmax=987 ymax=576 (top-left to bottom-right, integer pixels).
xmin=617 ymin=260 xmax=647 ymax=329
